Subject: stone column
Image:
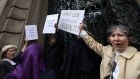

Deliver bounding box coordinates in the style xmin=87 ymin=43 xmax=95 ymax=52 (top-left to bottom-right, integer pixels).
xmin=0 ymin=0 xmax=7 ymax=16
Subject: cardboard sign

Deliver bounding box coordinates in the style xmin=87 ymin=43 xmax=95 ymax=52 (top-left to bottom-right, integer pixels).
xmin=58 ymin=10 xmax=85 ymax=35
xmin=43 ymin=14 xmax=59 ymax=34
xmin=25 ymin=25 xmax=38 ymax=40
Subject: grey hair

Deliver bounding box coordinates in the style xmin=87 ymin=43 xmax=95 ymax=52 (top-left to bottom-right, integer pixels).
xmin=107 ymin=24 xmax=130 ymax=37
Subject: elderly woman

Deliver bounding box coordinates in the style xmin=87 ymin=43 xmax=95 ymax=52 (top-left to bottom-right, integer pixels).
xmin=0 ymin=41 xmax=28 ymax=79
xmin=79 ymin=23 xmax=140 ymax=79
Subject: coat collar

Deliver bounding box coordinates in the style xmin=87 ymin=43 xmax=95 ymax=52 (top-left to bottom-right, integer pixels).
xmin=121 ymin=46 xmax=137 ymax=59
xmin=106 ymin=46 xmax=137 ymax=59
xmin=2 ymin=59 xmax=16 ymax=65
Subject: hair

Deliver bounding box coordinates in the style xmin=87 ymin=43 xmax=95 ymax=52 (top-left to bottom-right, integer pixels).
xmin=107 ymin=24 xmax=130 ymax=44
xmin=1 ymin=51 xmax=7 ymax=59
xmin=27 ymin=40 xmax=38 ymax=46
xmin=1 ymin=45 xmax=17 ymax=59
xmin=49 ymin=34 xmax=58 ymax=40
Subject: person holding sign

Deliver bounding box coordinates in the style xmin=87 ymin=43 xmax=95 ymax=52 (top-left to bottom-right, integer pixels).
xmin=4 ymin=25 xmax=45 ymax=79
xmin=79 ymin=23 xmax=140 ymax=79
xmin=54 ymin=23 xmax=101 ymax=79
xmin=0 ymin=41 xmax=28 ymax=79
xmin=45 ymin=33 xmax=64 ymax=79
xmin=4 ymin=40 xmax=45 ymax=79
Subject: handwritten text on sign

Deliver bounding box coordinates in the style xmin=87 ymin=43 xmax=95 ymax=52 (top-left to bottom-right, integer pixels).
xmin=25 ymin=25 xmax=38 ymax=40
xmin=43 ymin=14 xmax=58 ymax=34
xmin=58 ymin=10 xmax=85 ymax=35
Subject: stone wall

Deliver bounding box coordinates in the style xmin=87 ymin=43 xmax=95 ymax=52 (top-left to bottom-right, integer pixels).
xmin=0 ymin=0 xmax=49 ymax=54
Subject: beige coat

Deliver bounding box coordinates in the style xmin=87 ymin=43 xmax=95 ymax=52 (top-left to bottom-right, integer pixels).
xmin=82 ymin=34 xmax=140 ymax=79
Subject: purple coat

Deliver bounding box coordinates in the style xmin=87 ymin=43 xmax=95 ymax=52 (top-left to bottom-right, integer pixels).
xmin=4 ymin=43 xmax=45 ymax=79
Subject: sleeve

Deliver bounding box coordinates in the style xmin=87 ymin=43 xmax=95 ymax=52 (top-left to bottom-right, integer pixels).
xmin=0 ymin=62 xmax=6 ymax=79
xmin=12 ymin=51 xmax=23 ymax=64
xmin=79 ymin=30 xmax=105 ymax=57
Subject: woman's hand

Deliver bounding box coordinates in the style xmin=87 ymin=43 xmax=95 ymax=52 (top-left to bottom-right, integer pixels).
xmin=54 ymin=23 xmax=59 ymax=31
xmin=54 ymin=23 xmax=58 ymax=29
xmin=21 ymin=40 xmax=28 ymax=52
xmin=79 ymin=23 xmax=85 ymax=32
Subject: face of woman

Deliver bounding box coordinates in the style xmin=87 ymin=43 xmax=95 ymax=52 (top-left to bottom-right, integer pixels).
xmin=5 ymin=47 xmax=16 ymax=60
xmin=109 ymin=28 xmax=129 ymax=53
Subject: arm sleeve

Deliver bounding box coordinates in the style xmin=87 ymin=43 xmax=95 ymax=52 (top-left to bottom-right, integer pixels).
xmin=0 ymin=62 xmax=6 ymax=79
xmin=12 ymin=51 xmax=23 ymax=64
xmin=79 ymin=30 xmax=105 ymax=56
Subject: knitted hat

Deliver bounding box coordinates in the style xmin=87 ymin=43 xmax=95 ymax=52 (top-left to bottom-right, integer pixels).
xmin=1 ymin=45 xmax=17 ymax=59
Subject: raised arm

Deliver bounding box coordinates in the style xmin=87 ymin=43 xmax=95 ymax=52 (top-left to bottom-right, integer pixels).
xmin=13 ymin=40 xmax=28 ymax=63
xmin=21 ymin=40 xmax=28 ymax=52
xmin=79 ymin=23 xmax=105 ymax=56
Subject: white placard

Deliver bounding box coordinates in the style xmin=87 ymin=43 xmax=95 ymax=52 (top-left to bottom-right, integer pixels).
xmin=43 ymin=14 xmax=59 ymax=34
xmin=58 ymin=10 xmax=85 ymax=35
xmin=25 ymin=25 xmax=38 ymax=40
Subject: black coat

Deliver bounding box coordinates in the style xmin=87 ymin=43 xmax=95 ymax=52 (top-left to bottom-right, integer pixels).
xmin=62 ymin=39 xmax=101 ymax=79
xmin=45 ymin=42 xmax=64 ymax=79
xmin=45 ymin=32 xmax=65 ymax=79
xmin=0 ymin=52 xmax=22 ymax=79
xmin=0 ymin=60 xmax=15 ymax=79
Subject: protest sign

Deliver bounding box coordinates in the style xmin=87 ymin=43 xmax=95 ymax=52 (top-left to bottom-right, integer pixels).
xmin=43 ymin=14 xmax=59 ymax=34
xmin=25 ymin=25 xmax=38 ymax=40
xmin=58 ymin=10 xmax=85 ymax=35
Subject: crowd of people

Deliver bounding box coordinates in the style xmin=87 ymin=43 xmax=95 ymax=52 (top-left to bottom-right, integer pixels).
xmin=0 ymin=23 xmax=140 ymax=79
